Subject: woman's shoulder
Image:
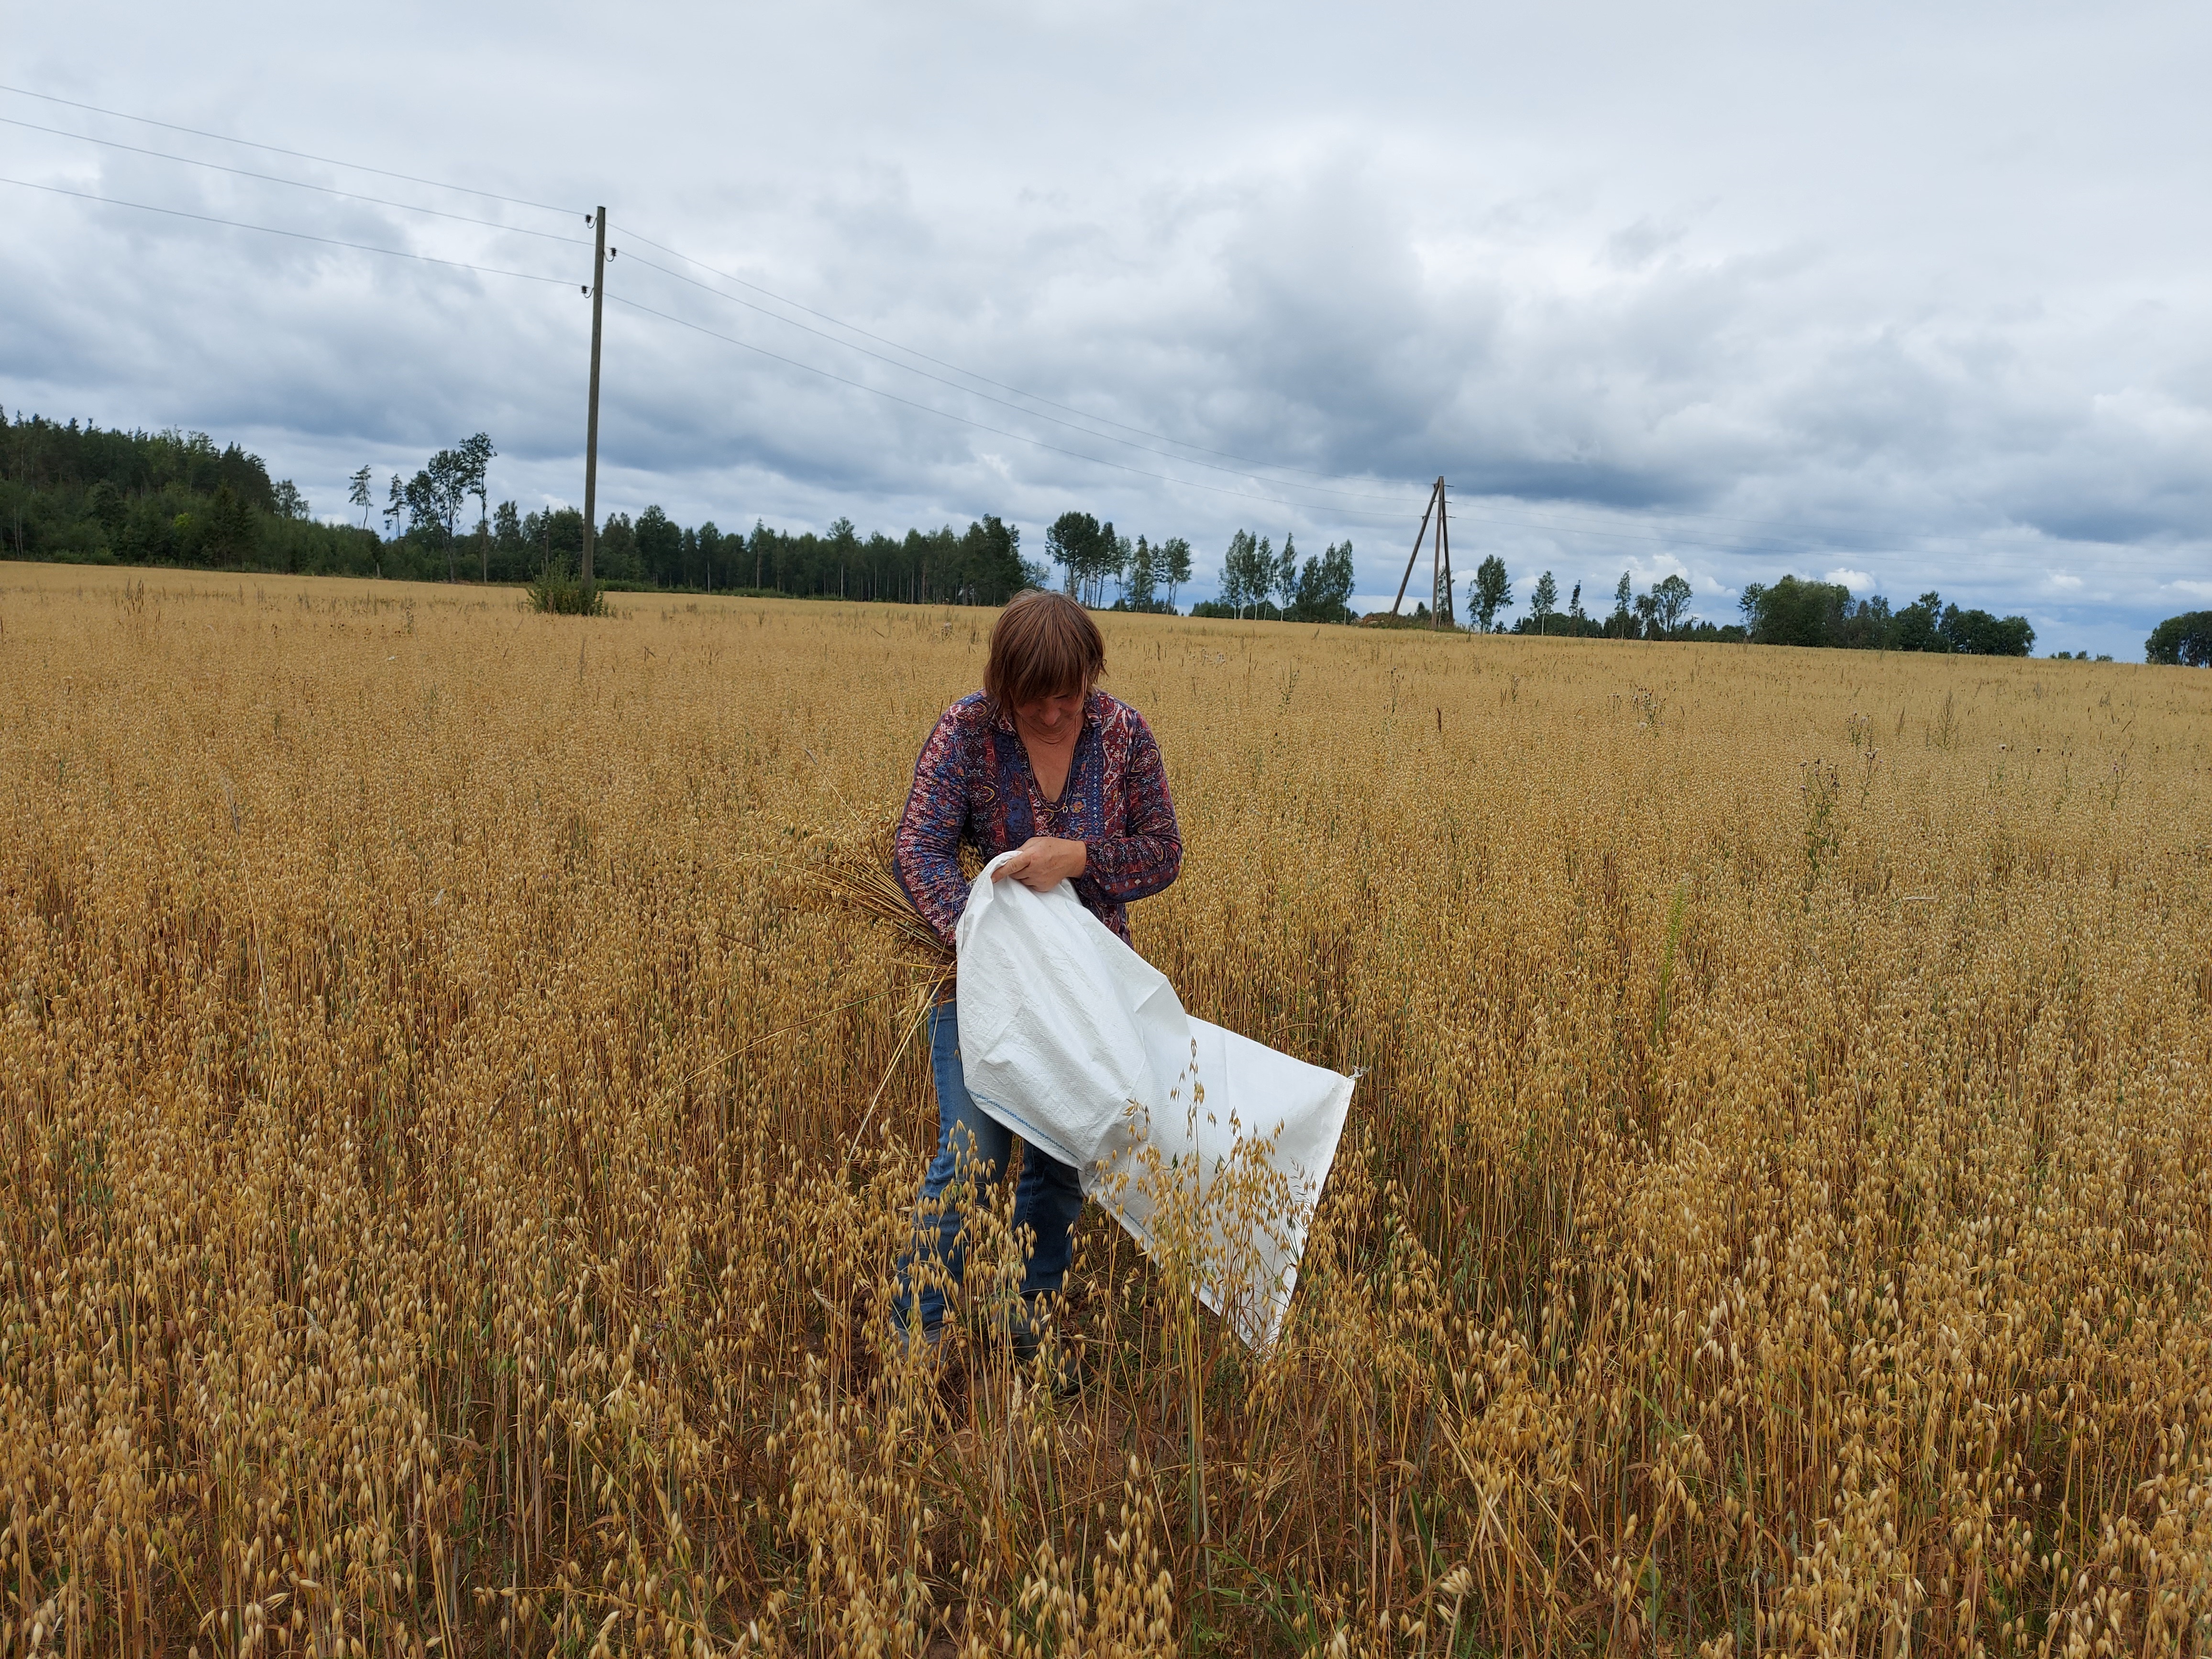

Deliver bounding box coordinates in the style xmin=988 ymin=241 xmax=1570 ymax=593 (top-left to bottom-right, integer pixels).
xmin=936 ymin=691 xmax=995 ymax=729
xmin=1088 ymin=691 xmax=1156 ymax=743
xmin=923 ymin=691 xmax=999 ymax=752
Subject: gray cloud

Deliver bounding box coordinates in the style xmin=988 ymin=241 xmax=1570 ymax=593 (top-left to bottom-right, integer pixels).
xmin=5 ymin=0 xmax=2209 ymax=655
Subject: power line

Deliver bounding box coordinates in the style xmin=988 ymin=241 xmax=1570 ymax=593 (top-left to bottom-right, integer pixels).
xmin=1432 ymin=487 xmax=1853 ymax=562
xmin=612 ymin=221 xmax=1905 ymax=555
xmin=613 ymin=237 xmax=1873 ymax=557
xmin=1418 ymin=478 xmax=1912 ymax=557
xmin=0 ymin=165 xmax=1834 ymax=546
xmin=8 ymin=95 xmax=2189 ymax=583
xmin=0 ymin=82 xmax=578 ymax=218
xmin=1446 ymin=522 xmax=2203 ymax=585
xmin=0 ymin=176 xmax=579 ymax=287
xmin=1 ymin=169 xmax=1936 ymax=560
xmin=1 ymin=115 xmax=591 ymax=244
xmin=1444 ymin=488 xmax=1934 ymax=554
xmin=613 ymin=221 xmax=2043 ymax=567
xmin=1438 ymin=487 xmax=2210 ymax=579
xmin=613 ymin=223 xmax=1419 ymax=500
xmin=0 ymin=85 xmax=2025 ymax=563
xmin=602 ymin=292 xmax=1427 ymax=526
xmin=619 ymin=248 xmax=1415 ymax=509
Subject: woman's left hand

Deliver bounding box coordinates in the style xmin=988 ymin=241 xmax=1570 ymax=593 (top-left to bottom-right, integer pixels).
xmin=992 ymin=836 xmax=1087 ymax=891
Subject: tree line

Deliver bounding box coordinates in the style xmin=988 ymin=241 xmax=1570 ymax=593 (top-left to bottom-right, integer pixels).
xmin=351 ymin=438 xmax=1044 ymax=604
xmin=1736 ymin=575 xmax=2038 ymax=655
xmin=1425 ymin=559 xmax=1734 ymax=640
xmin=1038 ymin=513 xmax=1360 ymax=622
xmin=11 ymin=409 xmax=2201 ymax=659
xmin=2 ymin=409 xmax=356 ymax=574
xmin=1437 ymin=560 xmax=2047 ymax=656
xmin=1040 ymin=511 xmax=1191 ymax=609
xmin=0 ymin=411 xmax=1037 ymax=604
xmin=2144 ymin=611 xmax=2212 ymax=666
xmin=1188 ymin=529 xmax=1359 ymax=623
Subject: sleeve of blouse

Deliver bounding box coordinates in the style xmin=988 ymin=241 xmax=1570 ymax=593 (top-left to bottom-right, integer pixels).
xmin=892 ymin=708 xmax=972 ymax=949
xmin=1079 ymin=713 xmax=1183 ymax=905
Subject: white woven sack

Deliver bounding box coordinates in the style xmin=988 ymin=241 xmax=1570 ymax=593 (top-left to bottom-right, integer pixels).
xmin=954 ymin=854 xmax=1355 ymax=1346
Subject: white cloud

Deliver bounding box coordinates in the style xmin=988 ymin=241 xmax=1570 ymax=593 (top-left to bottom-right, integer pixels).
xmin=1 ymin=0 xmax=2207 ymax=658
xmin=2045 ymin=572 xmax=2085 ymax=591
xmin=1825 ymin=567 xmax=1876 ymax=590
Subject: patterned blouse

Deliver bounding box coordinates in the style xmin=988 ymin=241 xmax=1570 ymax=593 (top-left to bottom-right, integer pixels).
xmin=893 ymin=690 xmax=1183 ymax=950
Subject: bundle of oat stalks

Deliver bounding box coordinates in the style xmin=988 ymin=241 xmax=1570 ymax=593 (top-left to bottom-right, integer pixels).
xmin=794 ymin=826 xmax=969 ymax=1145
xmin=798 ymin=825 xmax=959 ymax=979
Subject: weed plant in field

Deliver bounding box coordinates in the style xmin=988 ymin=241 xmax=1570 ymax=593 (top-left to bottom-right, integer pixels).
xmin=0 ymin=563 xmax=2208 ymax=1656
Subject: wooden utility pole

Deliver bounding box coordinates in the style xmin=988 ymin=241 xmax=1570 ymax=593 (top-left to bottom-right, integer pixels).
xmin=582 ymin=206 xmax=607 ymax=585
xmin=1389 ymin=477 xmax=1453 ymax=625
xmin=1432 ymin=481 xmax=1453 ymax=627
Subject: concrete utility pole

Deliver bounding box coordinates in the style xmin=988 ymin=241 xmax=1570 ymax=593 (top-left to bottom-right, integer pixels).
xmin=582 ymin=206 xmax=607 ymax=585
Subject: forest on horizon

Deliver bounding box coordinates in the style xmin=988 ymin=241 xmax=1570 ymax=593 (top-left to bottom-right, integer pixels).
xmin=0 ymin=410 xmax=1037 ymax=606
xmin=6 ymin=407 xmax=2191 ymax=662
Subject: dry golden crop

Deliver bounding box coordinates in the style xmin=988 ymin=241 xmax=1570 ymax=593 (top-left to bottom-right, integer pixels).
xmin=2 ymin=563 xmax=2209 ymax=1659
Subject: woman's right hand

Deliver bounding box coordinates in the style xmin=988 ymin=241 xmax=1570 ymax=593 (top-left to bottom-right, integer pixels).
xmin=992 ymin=836 xmax=1088 ymax=891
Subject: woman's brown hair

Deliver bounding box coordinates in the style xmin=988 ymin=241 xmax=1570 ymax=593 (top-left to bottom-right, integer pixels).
xmin=984 ymin=589 xmax=1106 ymax=710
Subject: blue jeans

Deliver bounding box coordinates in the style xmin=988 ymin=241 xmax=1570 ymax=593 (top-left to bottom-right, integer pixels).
xmin=891 ymin=1001 xmax=1084 ymax=1339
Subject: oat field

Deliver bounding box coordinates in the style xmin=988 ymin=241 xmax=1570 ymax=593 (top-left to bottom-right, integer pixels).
xmin=2 ymin=563 xmax=2209 ymax=1659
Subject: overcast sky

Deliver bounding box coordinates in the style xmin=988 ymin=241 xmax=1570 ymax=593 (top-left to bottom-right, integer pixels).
xmin=5 ymin=0 xmax=2207 ymax=650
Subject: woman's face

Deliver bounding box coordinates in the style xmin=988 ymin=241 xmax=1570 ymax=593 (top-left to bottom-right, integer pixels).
xmin=1015 ymin=687 xmax=1086 ymax=741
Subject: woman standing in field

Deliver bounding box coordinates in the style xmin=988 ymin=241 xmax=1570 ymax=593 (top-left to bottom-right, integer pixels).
xmin=891 ymin=589 xmax=1183 ymax=1370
